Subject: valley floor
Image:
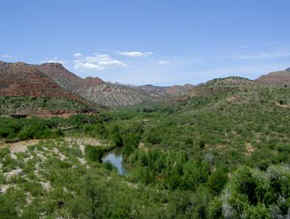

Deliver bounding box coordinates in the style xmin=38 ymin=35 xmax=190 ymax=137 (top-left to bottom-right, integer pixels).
xmin=1 ymin=84 xmax=290 ymax=218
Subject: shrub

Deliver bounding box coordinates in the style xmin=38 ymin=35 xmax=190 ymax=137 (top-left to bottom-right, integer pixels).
xmin=218 ymin=165 xmax=290 ymax=218
xmin=0 ymin=148 xmax=10 ymax=159
xmin=145 ymin=128 xmax=162 ymax=145
xmin=208 ymin=198 xmax=223 ymax=219
xmin=85 ymin=145 xmax=104 ymax=162
xmin=110 ymin=125 xmax=123 ymax=147
xmin=181 ymin=161 xmax=210 ymax=191
xmin=207 ymin=168 xmax=228 ymax=195
xmin=122 ymin=133 xmax=140 ymax=156
xmin=103 ymin=162 xmax=115 ymax=172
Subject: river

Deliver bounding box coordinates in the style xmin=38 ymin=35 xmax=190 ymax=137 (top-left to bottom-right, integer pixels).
xmin=102 ymin=150 xmax=127 ymax=175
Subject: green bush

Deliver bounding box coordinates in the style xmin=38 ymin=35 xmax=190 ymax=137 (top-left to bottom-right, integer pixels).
xmin=0 ymin=147 xmax=10 ymax=159
xmin=181 ymin=161 xmax=210 ymax=191
xmin=110 ymin=125 xmax=123 ymax=147
xmin=103 ymin=162 xmax=115 ymax=172
xmin=145 ymin=128 xmax=162 ymax=145
xmin=85 ymin=145 xmax=104 ymax=162
xmin=207 ymin=168 xmax=228 ymax=195
xmin=218 ymin=165 xmax=290 ymax=218
xmin=122 ymin=133 xmax=140 ymax=156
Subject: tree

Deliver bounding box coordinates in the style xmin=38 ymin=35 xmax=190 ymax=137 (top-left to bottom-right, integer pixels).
xmin=111 ymin=125 xmax=123 ymax=147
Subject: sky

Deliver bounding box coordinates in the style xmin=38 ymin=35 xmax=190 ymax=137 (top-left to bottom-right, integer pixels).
xmin=1 ymin=0 xmax=290 ymax=86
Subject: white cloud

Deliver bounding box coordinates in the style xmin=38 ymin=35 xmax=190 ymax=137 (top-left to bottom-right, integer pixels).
xmin=74 ymin=54 xmax=127 ymax=71
xmin=73 ymin=53 xmax=82 ymax=57
xmin=74 ymin=61 xmax=105 ymax=71
xmin=119 ymin=51 xmax=153 ymax=57
xmin=158 ymin=60 xmax=170 ymax=65
xmin=41 ymin=57 xmax=65 ymax=65
xmin=1 ymin=54 xmax=13 ymax=59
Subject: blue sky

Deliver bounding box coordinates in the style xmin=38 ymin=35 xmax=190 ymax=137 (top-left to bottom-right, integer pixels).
xmin=1 ymin=0 xmax=290 ymax=85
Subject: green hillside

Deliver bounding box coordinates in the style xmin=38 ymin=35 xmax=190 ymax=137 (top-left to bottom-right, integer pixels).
xmin=1 ymin=83 xmax=290 ymax=218
xmin=0 ymin=96 xmax=94 ymax=116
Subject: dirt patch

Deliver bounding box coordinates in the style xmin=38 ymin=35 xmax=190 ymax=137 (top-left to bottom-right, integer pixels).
xmin=30 ymin=111 xmax=78 ymax=119
xmin=138 ymin=142 xmax=149 ymax=152
xmin=215 ymin=144 xmax=227 ymax=150
xmin=0 ymin=137 xmax=103 ymax=154
xmin=0 ymin=185 xmax=12 ymax=193
xmin=4 ymin=168 xmax=22 ymax=179
xmin=40 ymin=181 xmax=51 ymax=191
xmin=64 ymin=137 xmax=102 ymax=146
xmin=78 ymin=158 xmax=87 ymax=165
xmin=9 ymin=140 xmax=40 ymax=153
xmin=245 ymin=142 xmax=255 ymax=156
xmin=226 ymin=95 xmax=241 ymax=104
xmin=0 ymin=139 xmax=40 ymax=153
xmin=275 ymin=102 xmax=290 ymax=109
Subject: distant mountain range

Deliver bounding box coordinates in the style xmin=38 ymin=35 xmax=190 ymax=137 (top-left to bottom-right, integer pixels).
xmin=0 ymin=61 xmax=194 ymax=108
xmin=0 ymin=60 xmax=290 ymax=114
xmin=37 ymin=63 xmax=195 ymax=106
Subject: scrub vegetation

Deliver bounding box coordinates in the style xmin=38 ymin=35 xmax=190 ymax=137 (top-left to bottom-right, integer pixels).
xmin=1 ymin=81 xmax=290 ymax=218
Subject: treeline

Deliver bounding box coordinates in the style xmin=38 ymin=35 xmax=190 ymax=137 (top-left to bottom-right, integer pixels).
xmin=0 ymin=114 xmax=110 ymax=141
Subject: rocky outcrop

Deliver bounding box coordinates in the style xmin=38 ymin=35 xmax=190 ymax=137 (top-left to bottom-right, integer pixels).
xmin=1 ymin=60 xmax=194 ymax=107
xmin=37 ymin=63 xmax=83 ymax=92
xmin=0 ymin=61 xmax=92 ymax=114
xmin=0 ymin=62 xmax=71 ymax=98
xmin=37 ymin=63 xmax=151 ymax=106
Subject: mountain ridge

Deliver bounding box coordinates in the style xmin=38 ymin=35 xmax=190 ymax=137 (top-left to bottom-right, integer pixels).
xmin=256 ymin=68 xmax=290 ymax=86
xmin=35 ymin=62 xmax=194 ymax=106
xmin=2 ymin=60 xmax=290 ymax=108
xmin=0 ymin=61 xmax=93 ymax=115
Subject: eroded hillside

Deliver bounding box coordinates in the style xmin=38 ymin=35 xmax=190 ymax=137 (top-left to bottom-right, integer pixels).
xmin=0 ymin=62 xmax=93 ymax=115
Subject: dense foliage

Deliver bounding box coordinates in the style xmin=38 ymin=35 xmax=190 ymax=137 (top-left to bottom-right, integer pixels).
xmin=0 ymin=96 xmax=91 ymax=114
xmin=1 ymin=84 xmax=290 ymax=218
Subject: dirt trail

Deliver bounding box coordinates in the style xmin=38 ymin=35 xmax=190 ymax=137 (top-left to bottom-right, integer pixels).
xmin=275 ymin=102 xmax=290 ymax=109
xmin=0 ymin=139 xmax=40 ymax=153
xmin=0 ymin=137 xmax=103 ymax=153
xmin=64 ymin=137 xmax=102 ymax=146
